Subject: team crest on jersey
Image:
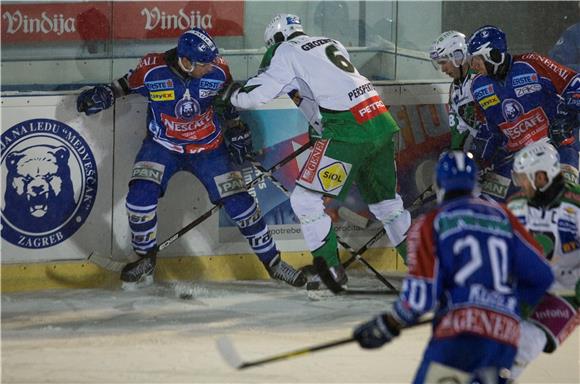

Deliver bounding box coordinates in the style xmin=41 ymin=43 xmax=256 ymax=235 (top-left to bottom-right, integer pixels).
xmin=1 ymin=119 xmax=98 ymax=249
xmin=175 ymin=89 xmax=200 ymax=121
xmin=502 ymin=99 xmax=525 ymax=122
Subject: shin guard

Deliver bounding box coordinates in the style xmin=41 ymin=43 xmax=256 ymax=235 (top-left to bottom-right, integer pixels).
xmin=290 ymin=186 xmax=339 ymax=267
xmin=223 ymin=193 xmax=278 ymax=264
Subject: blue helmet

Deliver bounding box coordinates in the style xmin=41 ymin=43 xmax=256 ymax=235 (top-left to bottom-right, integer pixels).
xmin=436 ymin=151 xmax=478 ymax=202
xmin=177 ymin=28 xmax=218 ymax=64
xmin=467 ymin=25 xmax=508 ymax=76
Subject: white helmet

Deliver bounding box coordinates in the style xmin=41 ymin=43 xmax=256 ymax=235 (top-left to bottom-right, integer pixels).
xmin=264 ymin=14 xmax=304 ymax=48
xmin=512 ymin=139 xmax=560 ymax=192
xmin=429 ymin=31 xmax=468 ymax=69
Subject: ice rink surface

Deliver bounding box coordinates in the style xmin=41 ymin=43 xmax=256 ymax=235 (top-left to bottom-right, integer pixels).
xmin=2 ymin=274 xmax=579 ymax=384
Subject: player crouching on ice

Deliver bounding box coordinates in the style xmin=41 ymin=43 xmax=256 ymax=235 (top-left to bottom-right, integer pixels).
xmin=353 ymin=151 xmax=553 ymax=384
xmin=76 ymin=28 xmax=306 ymax=289
xmin=222 ymin=14 xmax=411 ymax=293
xmin=508 ymin=140 xmax=580 ymax=380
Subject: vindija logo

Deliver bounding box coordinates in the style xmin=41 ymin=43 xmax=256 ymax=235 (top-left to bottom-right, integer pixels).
xmin=2 ymin=11 xmax=76 ymax=35
xmin=141 ymin=7 xmax=213 ymax=31
xmin=1 ymin=119 xmax=98 ymax=249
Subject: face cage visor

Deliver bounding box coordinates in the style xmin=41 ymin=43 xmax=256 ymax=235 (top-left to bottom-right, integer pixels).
xmin=430 ymin=49 xmax=466 ymax=70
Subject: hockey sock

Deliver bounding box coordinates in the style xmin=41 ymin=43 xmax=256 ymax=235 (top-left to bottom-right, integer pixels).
xmin=126 ymin=181 xmax=160 ymax=256
xmin=311 ymin=229 xmax=340 ymax=267
xmin=225 ymin=194 xmax=278 ymax=264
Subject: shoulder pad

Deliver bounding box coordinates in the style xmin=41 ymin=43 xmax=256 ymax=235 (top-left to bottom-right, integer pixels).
xmin=135 ymin=53 xmax=166 ymax=71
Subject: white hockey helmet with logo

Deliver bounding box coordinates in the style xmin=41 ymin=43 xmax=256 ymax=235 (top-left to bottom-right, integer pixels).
xmin=264 ymin=14 xmax=304 ymax=48
xmin=512 ymin=139 xmax=561 ymax=192
xmin=429 ymin=30 xmax=468 ymax=69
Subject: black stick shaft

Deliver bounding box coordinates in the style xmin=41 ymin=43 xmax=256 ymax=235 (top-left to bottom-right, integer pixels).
xmin=235 ymin=318 xmax=432 ymax=369
xmin=248 ymin=156 xmax=397 ymax=291
xmin=154 ymin=141 xmax=313 ymax=255
xmin=239 ymin=337 xmax=354 ymax=369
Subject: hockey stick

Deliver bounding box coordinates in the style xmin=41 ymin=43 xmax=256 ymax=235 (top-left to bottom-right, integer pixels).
xmin=216 ymin=317 xmax=431 ymax=370
xmin=247 ymin=156 xmax=397 ymax=291
xmin=88 ymin=141 xmax=314 ymax=272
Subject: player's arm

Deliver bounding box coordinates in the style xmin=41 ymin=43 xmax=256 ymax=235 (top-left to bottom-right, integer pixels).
xmin=77 ymin=53 xmax=153 ymax=115
xmin=226 ymin=44 xmax=296 ymax=110
xmin=505 ymin=208 xmax=554 ymax=308
xmin=392 ymin=211 xmax=441 ymax=325
xmin=353 ymin=212 xmax=441 ymax=349
xmin=449 ymin=110 xmax=470 ymax=150
xmin=519 ymin=53 xmax=579 ymax=111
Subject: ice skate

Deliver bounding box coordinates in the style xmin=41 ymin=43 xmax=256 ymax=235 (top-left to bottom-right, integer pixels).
xmin=266 ymin=255 xmax=307 ymax=287
xmin=312 ymin=257 xmax=348 ymax=293
xmin=120 ymin=255 xmax=156 ymax=290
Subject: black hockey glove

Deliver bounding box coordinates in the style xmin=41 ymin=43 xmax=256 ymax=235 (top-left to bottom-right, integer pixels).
xmin=77 ymin=85 xmax=115 ymax=116
xmin=353 ymin=312 xmax=400 ymax=349
xmin=225 ymin=120 xmax=253 ymax=165
xmin=549 ymin=111 xmax=577 ymax=147
xmin=221 ymin=81 xmax=242 ymax=107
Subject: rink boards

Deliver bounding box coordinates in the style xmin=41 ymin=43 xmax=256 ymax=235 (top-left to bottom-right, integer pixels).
xmin=1 ymin=83 xmax=450 ymax=292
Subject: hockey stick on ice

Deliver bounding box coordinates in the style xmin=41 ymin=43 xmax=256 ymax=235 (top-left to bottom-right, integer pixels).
xmin=87 ymin=141 xmax=313 ymax=272
xmin=247 ymin=156 xmax=397 ymax=291
xmin=216 ymin=317 xmax=432 ymax=370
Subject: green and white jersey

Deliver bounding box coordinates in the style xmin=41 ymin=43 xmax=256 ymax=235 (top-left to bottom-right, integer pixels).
xmin=231 ymin=35 xmax=398 ymax=142
xmin=448 ymin=70 xmax=482 ymax=150
xmin=508 ymin=183 xmax=580 ymax=293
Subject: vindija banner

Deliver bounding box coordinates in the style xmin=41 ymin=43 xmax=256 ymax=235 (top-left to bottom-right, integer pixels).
xmin=1 ymin=1 xmax=244 ymax=43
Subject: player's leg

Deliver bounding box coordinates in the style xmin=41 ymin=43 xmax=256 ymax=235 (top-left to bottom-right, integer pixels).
xmin=121 ymin=138 xmax=179 ymax=286
xmin=357 ymin=134 xmax=410 ymax=262
xmin=512 ymin=293 xmax=579 ymax=379
xmin=189 ymin=143 xmax=305 ymax=287
xmin=413 ymin=337 xmax=516 ymax=384
xmin=511 ymin=320 xmax=547 ymax=380
xmin=291 ymin=139 xmax=362 ymax=291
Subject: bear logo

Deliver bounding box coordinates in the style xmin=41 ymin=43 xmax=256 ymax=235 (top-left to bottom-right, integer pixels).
xmin=1 ymin=118 xmax=98 ymax=249
xmin=502 ymin=99 xmax=524 ymax=122
xmin=3 ymin=145 xmax=76 ymax=233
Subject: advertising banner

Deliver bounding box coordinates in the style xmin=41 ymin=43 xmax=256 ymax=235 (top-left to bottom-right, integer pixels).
xmin=1 ymin=1 xmax=244 ymax=44
xmin=218 ymin=103 xmax=450 ymax=249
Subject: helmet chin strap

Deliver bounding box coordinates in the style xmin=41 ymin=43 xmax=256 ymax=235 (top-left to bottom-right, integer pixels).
xmin=178 ymin=57 xmax=195 ymax=73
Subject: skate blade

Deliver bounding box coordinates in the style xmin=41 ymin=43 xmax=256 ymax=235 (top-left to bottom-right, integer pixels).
xmin=121 ymin=275 xmax=154 ymax=291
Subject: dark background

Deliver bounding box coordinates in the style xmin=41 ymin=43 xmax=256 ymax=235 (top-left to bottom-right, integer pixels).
xmin=442 ymin=1 xmax=578 ymax=55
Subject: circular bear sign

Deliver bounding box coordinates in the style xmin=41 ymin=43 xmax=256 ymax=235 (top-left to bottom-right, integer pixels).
xmin=1 ymin=118 xmax=98 ymax=249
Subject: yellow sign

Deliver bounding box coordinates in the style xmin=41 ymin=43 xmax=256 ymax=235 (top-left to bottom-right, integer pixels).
xmin=318 ymin=162 xmax=348 ymax=192
xmin=480 ymin=95 xmax=500 ymax=110
xmin=150 ymin=90 xmax=175 ymax=101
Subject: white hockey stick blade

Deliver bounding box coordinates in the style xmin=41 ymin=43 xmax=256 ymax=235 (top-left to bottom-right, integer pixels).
xmin=87 ymin=252 xmax=127 ymax=273
xmin=338 ymin=207 xmax=369 ymax=228
xmin=216 ymin=336 xmax=244 ymax=369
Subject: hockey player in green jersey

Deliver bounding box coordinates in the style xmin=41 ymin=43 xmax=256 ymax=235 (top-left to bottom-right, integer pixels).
xmin=508 ymin=140 xmax=580 ymax=379
xmin=428 ymin=31 xmax=484 ymax=151
xmin=223 ymin=14 xmax=411 ymax=292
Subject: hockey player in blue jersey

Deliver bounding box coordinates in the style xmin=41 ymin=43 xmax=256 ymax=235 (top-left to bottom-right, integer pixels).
xmin=353 ymin=151 xmax=554 ymax=384
xmin=467 ymin=25 xmax=580 ymax=202
xmin=76 ymin=28 xmax=306 ymax=288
